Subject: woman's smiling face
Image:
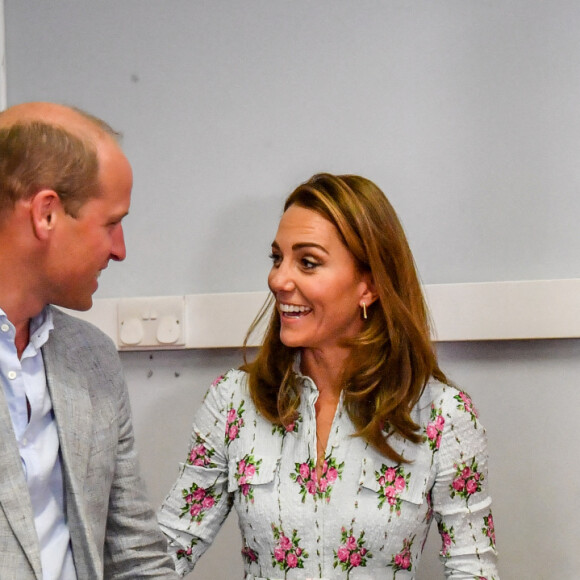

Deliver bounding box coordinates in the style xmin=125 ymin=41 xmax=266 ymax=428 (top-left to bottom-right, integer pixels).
xmin=268 ymin=204 xmax=373 ymax=354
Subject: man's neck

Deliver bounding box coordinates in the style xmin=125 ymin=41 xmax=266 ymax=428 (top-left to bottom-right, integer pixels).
xmin=14 ymin=320 xmax=31 ymax=359
xmin=0 ymin=296 xmax=39 ymax=359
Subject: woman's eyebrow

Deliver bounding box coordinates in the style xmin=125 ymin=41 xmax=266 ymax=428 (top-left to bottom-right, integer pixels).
xmin=271 ymin=240 xmax=329 ymax=254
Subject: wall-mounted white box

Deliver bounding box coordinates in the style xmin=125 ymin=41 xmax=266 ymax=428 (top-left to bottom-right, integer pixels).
xmin=117 ymin=296 xmax=186 ymax=349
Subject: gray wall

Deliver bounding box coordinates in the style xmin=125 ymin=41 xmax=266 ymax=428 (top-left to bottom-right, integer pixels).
xmin=5 ymin=2 xmax=580 ymax=578
xmin=6 ymin=1 xmax=580 ymax=297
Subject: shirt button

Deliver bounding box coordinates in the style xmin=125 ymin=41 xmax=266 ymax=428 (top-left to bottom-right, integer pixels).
xmin=1 ymin=323 xmax=9 ymax=332
xmin=21 ymin=438 xmax=28 ymax=446
xmin=7 ymin=370 xmax=17 ymax=380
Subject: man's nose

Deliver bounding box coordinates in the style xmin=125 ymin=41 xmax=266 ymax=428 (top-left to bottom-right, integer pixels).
xmin=110 ymin=225 xmax=126 ymax=262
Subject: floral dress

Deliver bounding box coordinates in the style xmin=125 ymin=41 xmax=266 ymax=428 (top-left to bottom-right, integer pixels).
xmin=158 ymin=369 xmax=499 ymax=579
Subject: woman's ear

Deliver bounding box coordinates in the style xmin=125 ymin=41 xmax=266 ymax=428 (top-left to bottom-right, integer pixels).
xmin=29 ymin=190 xmax=61 ymax=240
xmin=360 ymin=272 xmax=379 ymax=307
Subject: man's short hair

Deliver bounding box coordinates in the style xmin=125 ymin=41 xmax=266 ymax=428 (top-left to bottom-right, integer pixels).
xmin=0 ymin=109 xmax=120 ymax=218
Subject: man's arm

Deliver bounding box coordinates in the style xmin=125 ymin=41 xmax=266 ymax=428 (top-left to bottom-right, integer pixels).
xmin=102 ymin=356 xmax=178 ymax=579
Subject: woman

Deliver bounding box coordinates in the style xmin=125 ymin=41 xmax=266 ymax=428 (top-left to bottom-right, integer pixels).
xmin=158 ymin=173 xmax=499 ymax=579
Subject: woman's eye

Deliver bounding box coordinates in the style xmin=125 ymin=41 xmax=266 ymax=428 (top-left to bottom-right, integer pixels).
xmin=269 ymin=252 xmax=281 ymax=266
xmin=301 ymin=257 xmax=319 ymax=270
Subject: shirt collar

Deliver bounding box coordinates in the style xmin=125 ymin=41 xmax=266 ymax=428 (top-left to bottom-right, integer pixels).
xmin=0 ymin=305 xmax=54 ymax=354
xmin=292 ymin=352 xmax=319 ymax=393
xmin=28 ymin=307 xmax=54 ymax=352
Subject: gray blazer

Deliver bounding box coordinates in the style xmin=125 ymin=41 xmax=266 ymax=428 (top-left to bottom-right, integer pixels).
xmin=0 ymin=307 xmax=178 ymax=579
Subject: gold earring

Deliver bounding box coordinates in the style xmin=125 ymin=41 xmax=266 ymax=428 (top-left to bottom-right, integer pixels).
xmin=361 ymin=302 xmax=367 ymax=320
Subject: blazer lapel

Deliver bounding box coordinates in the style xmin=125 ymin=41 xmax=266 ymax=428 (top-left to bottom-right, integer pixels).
xmin=0 ymin=388 xmax=43 ymax=578
xmin=42 ymin=334 xmax=101 ymax=578
xmin=43 ymin=339 xmax=92 ymax=496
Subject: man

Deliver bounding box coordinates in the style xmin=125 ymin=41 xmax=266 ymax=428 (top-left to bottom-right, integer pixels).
xmin=0 ymin=102 xmax=177 ymax=579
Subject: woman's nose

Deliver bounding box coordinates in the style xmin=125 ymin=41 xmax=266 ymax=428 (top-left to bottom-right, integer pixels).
xmin=268 ymin=262 xmax=295 ymax=293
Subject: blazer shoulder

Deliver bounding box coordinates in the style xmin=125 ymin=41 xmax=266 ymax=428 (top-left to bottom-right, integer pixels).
xmin=49 ymin=306 xmax=116 ymax=348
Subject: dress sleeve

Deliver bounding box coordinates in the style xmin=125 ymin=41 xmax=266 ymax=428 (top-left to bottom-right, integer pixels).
xmin=157 ymin=372 xmax=235 ymax=577
xmin=430 ymin=389 xmax=499 ymax=579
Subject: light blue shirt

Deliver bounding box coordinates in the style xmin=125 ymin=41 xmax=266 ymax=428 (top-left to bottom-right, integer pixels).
xmin=0 ymin=306 xmax=77 ymax=580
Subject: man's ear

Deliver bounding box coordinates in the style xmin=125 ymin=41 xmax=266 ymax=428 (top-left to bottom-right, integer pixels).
xmin=29 ymin=190 xmax=62 ymax=240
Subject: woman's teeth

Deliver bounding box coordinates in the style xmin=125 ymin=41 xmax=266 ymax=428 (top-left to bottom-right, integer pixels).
xmin=280 ymin=303 xmax=311 ymax=315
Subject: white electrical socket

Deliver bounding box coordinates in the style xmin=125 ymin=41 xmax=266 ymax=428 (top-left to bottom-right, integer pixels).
xmin=117 ymin=296 xmax=186 ymax=349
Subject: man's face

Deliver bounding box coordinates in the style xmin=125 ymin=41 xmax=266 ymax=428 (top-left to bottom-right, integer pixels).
xmin=46 ymin=140 xmax=132 ymax=311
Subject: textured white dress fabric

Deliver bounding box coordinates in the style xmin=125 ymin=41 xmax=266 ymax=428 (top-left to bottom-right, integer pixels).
xmin=159 ymin=369 xmax=499 ymax=579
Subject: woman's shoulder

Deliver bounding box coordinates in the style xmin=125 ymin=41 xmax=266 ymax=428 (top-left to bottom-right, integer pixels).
xmin=202 ymin=368 xmax=252 ymax=407
xmin=210 ymin=368 xmax=249 ymax=390
xmin=206 ymin=369 xmax=281 ymax=453
xmin=417 ymin=381 xmax=482 ymax=427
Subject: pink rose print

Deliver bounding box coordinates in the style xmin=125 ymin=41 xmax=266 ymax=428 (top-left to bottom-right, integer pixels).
xmin=272 ymin=413 xmax=302 ymax=436
xmin=201 ymin=495 xmax=215 ymax=508
xmin=211 ymin=374 xmax=225 ymax=388
xmin=390 ymin=536 xmax=415 ymax=577
xmin=234 ymin=453 xmax=262 ymax=503
xmin=337 ymin=545 xmax=350 ymax=562
xmin=241 ymin=545 xmax=258 ymax=564
xmin=376 ymin=464 xmax=411 ymax=515
xmin=449 ymin=458 xmax=484 ymax=504
xmin=224 ymin=400 xmax=245 ymax=445
xmin=327 ymin=466 xmax=338 ymax=483
xmin=424 ymin=403 xmax=445 ymax=452
xmin=202 ymin=374 xmax=226 ymax=404
xmin=437 ymin=521 xmax=456 ymax=558
xmin=482 ymin=512 xmax=496 ymax=548
xmin=279 ymin=535 xmax=292 ymax=550
xmin=394 ymin=475 xmax=406 ymax=492
xmin=187 ymin=435 xmax=217 ymax=468
xmin=176 ymin=538 xmax=198 ymax=562
xmin=179 ymin=482 xmax=221 ymax=524
xmin=465 ymin=478 xmax=479 ymax=494
xmin=271 ymin=524 xmax=308 ymax=574
xmin=454 ymin=391 xmax=479 ymax=425
xmin=290 ymin=455 xmax=344 ymax=502
xmin=333 ymin=527 xmax=372 ymax=578
xmin=286 ymin=552 xmax=298 ymax=568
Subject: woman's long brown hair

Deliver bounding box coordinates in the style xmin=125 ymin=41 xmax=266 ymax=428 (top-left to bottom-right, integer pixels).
xmin=242 ymin=173 xmax=449 ymax=463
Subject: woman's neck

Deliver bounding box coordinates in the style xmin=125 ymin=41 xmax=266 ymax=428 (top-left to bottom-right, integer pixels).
xmin=300 ymin=346 xmax=350 ymax=399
